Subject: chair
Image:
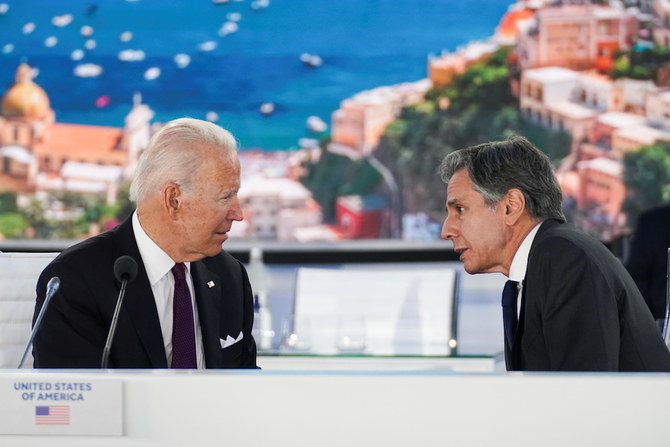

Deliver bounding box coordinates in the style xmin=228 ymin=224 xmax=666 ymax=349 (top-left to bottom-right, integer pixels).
xmin=287 ymin=265 xmax=459 ymax=356
xmin=0 ymin=252 xmax=59 ymax=368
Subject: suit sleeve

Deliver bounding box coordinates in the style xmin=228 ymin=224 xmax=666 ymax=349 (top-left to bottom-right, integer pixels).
xmin=33 ymin=260 xmax=108 ymax=368
xmin=529 ymin=238 xmax=619 ymax=371
xmin=238 ymin=262 xmax=259 ymax=369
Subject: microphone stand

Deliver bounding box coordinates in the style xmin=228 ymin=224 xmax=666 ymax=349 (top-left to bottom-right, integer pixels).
xmin=18 ymin=277 xmax=60 ymax=369
xmin=101 ymin=276 xmax=129 ymax=369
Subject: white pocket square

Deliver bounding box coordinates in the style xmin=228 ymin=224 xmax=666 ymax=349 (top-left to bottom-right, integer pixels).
xmin=220 ymin=331 xmax=244 ymax=349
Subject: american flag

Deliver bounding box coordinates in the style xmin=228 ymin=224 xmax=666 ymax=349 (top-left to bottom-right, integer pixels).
xmin=35 ymin=405 xmax=70 ymax=425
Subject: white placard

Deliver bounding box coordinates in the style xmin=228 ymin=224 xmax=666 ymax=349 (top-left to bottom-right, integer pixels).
xmin=0 ymin=375 xmax=123 ymax=436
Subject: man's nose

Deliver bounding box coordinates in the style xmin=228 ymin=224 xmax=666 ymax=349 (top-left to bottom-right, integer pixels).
xmin=229 ymin=196 xmax=244 ymax=221
xmin=441 ymin=214 xmax=456 ymax=240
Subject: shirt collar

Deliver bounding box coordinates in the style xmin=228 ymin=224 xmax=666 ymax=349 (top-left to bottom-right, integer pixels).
xmin=508 ymin=222 xmax=543 ymax=283
xmin=132 ymin=211 xmax=190 ymax=286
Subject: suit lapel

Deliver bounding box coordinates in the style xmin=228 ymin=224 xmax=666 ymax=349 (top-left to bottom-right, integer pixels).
xmin=191 ymin=261 xmax=223 ymax=368
xmin=112 ymin=217 xmax=168 ymax=368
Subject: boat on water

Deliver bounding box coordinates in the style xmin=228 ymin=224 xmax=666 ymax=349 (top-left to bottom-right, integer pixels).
xmin=251 ymin=0 xmax=269 ymax=10
xmin=70 ymin=49 xmax=85 ymax=61
xmin=80 ymin=25 xmax=94 ymax=37
xmin=144 ymin=67 xmax=161 ymax=81
xmin=218 ymin=21 xmax=239 ymax=36
xmin=118 ymin=49 xmax=146 ymax=62
xmin=22 ymin=23 xmax=35 ymax=34
xmin=300 ymin=53 xmax=322 ymax=68
xmin=198 ymin=41 xmax=217 ymax=52
xmin=260 ymin=102 xmax=275 ymax=116
xmin=174 ymin=53 xmax=191 ymax=68
xmin=306 ymin=116 xmax=327 ymax=133
xmin=52 ymin=14 xmax=73 ymax=28
xmin=74 ymin=63 xmax=103 ymax=78
xmin=227 ymin=12 xmax=242 ymax=21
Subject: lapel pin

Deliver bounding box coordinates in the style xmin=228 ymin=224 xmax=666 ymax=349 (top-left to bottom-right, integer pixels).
xmin=207 ymin=281 xmax=215 ymax=288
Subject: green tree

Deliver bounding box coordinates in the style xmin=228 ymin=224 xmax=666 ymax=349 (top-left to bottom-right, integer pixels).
xmin=0 ymin=191 xmax=18 ymax=213
xmin=377 ymin=46 xmax=571 ymax=223
xmin=300 ymin=149 xmax=381 ymax=222
xmin=622 ymin=142 xmax=670 ymax=227
xmin=0 ymin=212 xmax=29 ymax=239
xmin=612 ymin=45 xmax=670 ymax=80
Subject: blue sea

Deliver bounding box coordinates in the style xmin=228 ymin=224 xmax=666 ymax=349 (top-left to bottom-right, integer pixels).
xmin=0 ymin=0 xmax=513 ymax=150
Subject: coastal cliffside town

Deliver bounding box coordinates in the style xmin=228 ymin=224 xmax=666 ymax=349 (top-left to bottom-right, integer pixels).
xmin=1 ymin=0 xmax=669 ymax=242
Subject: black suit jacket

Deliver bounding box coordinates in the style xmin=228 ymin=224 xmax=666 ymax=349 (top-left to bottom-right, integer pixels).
xmin=506 ymin=219 xmax=670 ymax=371
xmin=32 ymin=216 xmax=257 ymax=369
xmin=625 ymin=205 xmax=670 ymax=320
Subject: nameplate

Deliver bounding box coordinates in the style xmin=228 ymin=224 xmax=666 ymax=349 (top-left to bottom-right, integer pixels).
xmin=0 ymin=375 xmax=123 ymax=436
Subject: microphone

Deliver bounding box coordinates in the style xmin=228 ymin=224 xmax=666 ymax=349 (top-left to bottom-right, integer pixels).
xmin=18 ymin=276 xmax=60 ymax=368
xmin=101 ymin=255 xmax=138 ymax=368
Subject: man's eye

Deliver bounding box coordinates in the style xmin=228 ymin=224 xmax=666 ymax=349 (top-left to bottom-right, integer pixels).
xmin=456 ymin=206 xmax=464 ymax=213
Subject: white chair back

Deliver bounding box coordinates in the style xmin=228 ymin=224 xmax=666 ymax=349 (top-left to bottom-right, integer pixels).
xmin=289 ymin=265 xmax=459 ymax=356
xmin=0 ymin=252 xmax=59 ymax=368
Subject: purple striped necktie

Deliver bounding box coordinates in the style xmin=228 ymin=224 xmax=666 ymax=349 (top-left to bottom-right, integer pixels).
xmin=171 ymin=263 xmax=197 ymax=369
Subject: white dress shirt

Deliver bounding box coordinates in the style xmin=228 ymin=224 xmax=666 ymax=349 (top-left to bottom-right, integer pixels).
xmin=507 ymin=222 xmax=543 ymax=316
xmin=132 ymin=212 xmax=205 ymax=368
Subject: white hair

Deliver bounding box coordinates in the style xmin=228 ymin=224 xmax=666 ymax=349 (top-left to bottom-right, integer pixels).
xmin=129 ymin=118 xmax=238 ymax=204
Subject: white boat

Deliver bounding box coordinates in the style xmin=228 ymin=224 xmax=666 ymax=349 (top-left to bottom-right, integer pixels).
xmin=44 ymin=36 xmax=58 ymax=47
xmin=74 ymin=63 xmax=103 ymax=78
xmin=85 ymin=39 xmax=97 ymax=50
xmin=118 ymin=49 xmax=146 ymax=62
xmin=251 ymin=0 xmax=269 ymax=10
xmin=80 ymin=25 xmax=94 ymax=37
xmin=120 ymin=31 xmax=133 ymax=42
xmin=70 ymin=49 xmax=85 ymax=61
xmin=0 ymin=4 xmax=9 ymax=15
xmin=2 ymin=43 xmax=13 ymax=54
xmin=260 ymin=102 xmax=275 ymax=115
xmin=227 ymin=12 xmax=242 ymax=21
xmin=206 ymin=111 xmax=219 ymax=122
xmin=198 ymin=41 xmax=217 ymax=52
xmin=218 ymin=21 xmax=239 ymax=36
xmin=52 ymin=14 xmax=73 ymax=27
xmin=300 ymin=53 xmax=322 ymax=68
xmin=22 ymin=22 xmax=36 ymax=34
xmin=174 ymin=53 xmax=191 ymax=68
xmin=144 ymin=67 xmax=161 ymax=80
xmin=306 ymin=116 xmax=327 ymax=133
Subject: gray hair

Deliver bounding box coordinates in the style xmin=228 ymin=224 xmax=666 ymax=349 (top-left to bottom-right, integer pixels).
xmin=129 ymin=118 xmax=238 ymax=204
xmin=439 ymin=135 xmax=565 ymax=222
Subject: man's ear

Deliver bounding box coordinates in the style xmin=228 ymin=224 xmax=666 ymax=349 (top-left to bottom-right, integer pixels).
xmin=503 ymin=188 xmax=526 ymax=225
xmin=162 ymin=183 xmax=181 ymax=217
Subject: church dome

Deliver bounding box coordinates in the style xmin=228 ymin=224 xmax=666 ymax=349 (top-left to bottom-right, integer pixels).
xmin=1 ymin=63 xmax=53 ymax=120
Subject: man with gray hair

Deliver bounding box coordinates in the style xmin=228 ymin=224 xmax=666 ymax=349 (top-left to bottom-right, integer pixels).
xmin=33 ymin=118 xmax=258 ymax=369
xmin=440 ymin=135 xmax=670 ymax=371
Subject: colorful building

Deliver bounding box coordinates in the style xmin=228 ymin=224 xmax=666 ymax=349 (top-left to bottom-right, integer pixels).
xmin=0 ymin=63 xmax=153 ymax=205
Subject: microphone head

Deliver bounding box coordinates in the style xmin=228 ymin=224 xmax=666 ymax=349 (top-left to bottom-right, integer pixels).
xmin=46 ymin=276 xmax=60 ymax=295
xmin=114 ymin=255 xmax=138 ymax=283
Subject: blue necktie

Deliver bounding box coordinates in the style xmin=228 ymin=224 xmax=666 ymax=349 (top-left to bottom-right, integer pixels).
xmin=171 ymin=263 xmax=197 ymax=369
xmin=502 ymin=280 xmax=519 ymax=349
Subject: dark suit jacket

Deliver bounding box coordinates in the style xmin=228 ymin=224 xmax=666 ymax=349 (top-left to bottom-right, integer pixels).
xmin=32 ymin=216 xmax=257 ymax=369
xmin=507 ymin=219 xmax=670 ymax=372
xmin=625 ymin=205 xmax=670 ymax=320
